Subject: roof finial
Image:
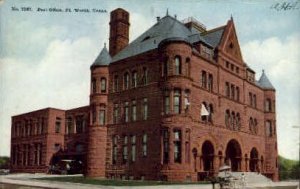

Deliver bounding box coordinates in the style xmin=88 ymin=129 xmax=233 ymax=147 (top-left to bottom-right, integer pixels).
xmin=104 ymin=42 xmax=106 ymax=48
xmin=230 ymin=14 xmax=233 ymax=20
xmin=166 ymin=8 xmax=169 ymax=16
xmin=262 ymin=69 xmax=265 ymax=73
xmin=174 ymin=14 xmax=177 ymax=19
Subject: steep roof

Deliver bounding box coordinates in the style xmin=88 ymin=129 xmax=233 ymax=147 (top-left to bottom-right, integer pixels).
xmin=91 ymin=45 xmax=111 ymax=67
xmin=201 ymin=26 xmax=226 ymax=48
xmin=112 ymin=15 xmax=192 ymax=62
xmin=258 ymin=70 xmax=275 ymax=90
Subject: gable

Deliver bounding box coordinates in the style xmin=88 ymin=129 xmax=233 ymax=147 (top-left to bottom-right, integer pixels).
xmin=219 ymin=19 xmax=243 ymax=63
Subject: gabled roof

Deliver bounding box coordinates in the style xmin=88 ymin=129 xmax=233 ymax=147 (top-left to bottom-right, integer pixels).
xmin=91 ymin=45 xmax=111 ymax=67
xmin=201 ymin=26 xmax=226 ymax=48
xmin=112 ymin=15 xmax=192 ymax=62
xmin=258 ymin=70 xmax=275 ymax=90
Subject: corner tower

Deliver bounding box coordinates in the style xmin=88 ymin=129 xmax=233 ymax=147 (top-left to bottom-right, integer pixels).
xmin=259 ymin=70 xmax=278 ymax=181
xmin=86 ymin=44 xmax=111 ymax=177
xmin=109 ymin=8 xmax=130 ymax=56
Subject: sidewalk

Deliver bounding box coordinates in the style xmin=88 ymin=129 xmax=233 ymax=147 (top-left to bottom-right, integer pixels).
xmin=0 ymin=173 xmax=299 ymax=189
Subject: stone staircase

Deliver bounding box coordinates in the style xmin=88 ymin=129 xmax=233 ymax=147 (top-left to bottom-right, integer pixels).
xmin=230 ymin=172 xmax=273 ymax=185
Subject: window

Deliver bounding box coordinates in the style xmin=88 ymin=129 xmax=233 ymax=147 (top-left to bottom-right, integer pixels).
xmin=174 ymin=129 xmax=181 ymax=163
xmin=131 ymin=135 xmax=136 ymax=162
xmin=113 ymin=75 xmax=119 ymax=92
xmin=92 ymin=107 xmax=96 ymax=123
xmin=75 ymin=144 xmax=84 ymax=153
xmin=92 ymin=78 xmax=96 ymax=93
xmin=249 ymin=117 xmax=254 ymax=133
xmin=225 ymin=82 xmax=230 ymax=97
xmin=201 ymin=71 xmax=207 ymax=88
xmin=265 ymin=99 xmax=272 ymax=112
xmin=208 ymin=104 xmax=213 ymax=122
xmin=55 ymin=117 xmax=61 ymax=134
xmin=236 ymin=87 xmax=240 ymax=102
xmin=132 ymin=71 xmax=137 ymax=88
xmin=184 ymin=90 xmax=190 ymax=111
xmin=132 ymin=100 xmax=137 ymax=121
xmin=66 ymin=117 xmax=72 ymax=134
xmin=113 ymin=103 xmax=119 ymax=124
xmin=231 ymin=112 xmax=235 ymax=129
xmin=175 ymin=56 xmax=181 ymax=75
xmin=201 ymin=102 xmax=208 ymax=122
xmin=164 ymin=91 xmax=170 ymax=114
xmin=236 ymin=113 xmax=241 ymax=130
xmin=143 ymin=98 xmax=148 ymax=120
xmin=99 ymin=110 xmax=105 ymax=125
xmin=225 ymin=110 xmax=230 ymax=128
xmin=113 ymin=136 xmax=117 ymax=164
xmin=142 ymin=134 xmax=147 ymax=157
xmin=101 ymin=78 xmax=106 ymax=93
xmin=186 ymin=58 xmax=190 ymax=77
xmin=124 ymin=72 xmax=129 ymax=90
xmin=163 ymin=58 xmax=168 ymax=77
xmin=123 ymin=136 xmax=128 ymax=164
xmin=174 ymin=89 xmax=181 ymax=114
xmin=75 ymin=115 xmax=84 ymax=133
xmin=142 ymin=67 xmax=148 ymax=85
xmin=254 ymin=119 xmax=258 ymax=134
xmin=208 ymin=74 xmax=213 ymax=92
xmin=266 ymin=120 xmax=272 ymax=137
xmin=231 ymin=84 xmax=235 ymax=99
xmin=163 ymin=130 xmax=169 ymax=164
xmin=249 ymin=92 xmax=253 ymax=106
xmin=253 ymin=94 xmax=257 ymax=108
xmin=124 ymin=102 xmax=129 ymax=123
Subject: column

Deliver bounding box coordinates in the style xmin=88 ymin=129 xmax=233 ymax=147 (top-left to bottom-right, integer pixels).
xmin=213 ymin=155 xmax=219 ymax=172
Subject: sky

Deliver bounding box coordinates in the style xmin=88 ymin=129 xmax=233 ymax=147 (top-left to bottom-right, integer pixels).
xmin=0 ymin=0 xmax=299 ymax=160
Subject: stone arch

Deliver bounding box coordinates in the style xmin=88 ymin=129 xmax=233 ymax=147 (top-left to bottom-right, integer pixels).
xmin=249 ymin=147 xmax=259 ymax=172
xmin=225 ymin=139 xmax=242 ymax=171
xmin=201 ymin=140 xmax=215 ymax=171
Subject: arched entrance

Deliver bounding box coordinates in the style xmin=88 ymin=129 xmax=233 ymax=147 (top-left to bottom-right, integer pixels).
xmin=250 ymin=148 xmax=259 ymax=172
xmin=225 ymin=139 xmax=242 ymax=171
xmin=201 ymin=141 xmax=214 ymax=171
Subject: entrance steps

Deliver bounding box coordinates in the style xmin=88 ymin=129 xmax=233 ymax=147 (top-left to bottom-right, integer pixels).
xmin=230 ymin=172 xmax=273 ymax=185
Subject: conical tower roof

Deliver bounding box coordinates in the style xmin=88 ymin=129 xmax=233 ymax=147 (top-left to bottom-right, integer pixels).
xmin=258 ymin=70 xmax=275 ymax=90
xmin=91 ymin=44 xmax=111 ymax=67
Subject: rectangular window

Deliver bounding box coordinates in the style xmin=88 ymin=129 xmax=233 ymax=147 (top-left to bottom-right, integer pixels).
xmin=75 ymin=116 xmax=84 ymax=133
xmin=132 ymin=71 xmax=137 ymax=88
xmin=113 ymin=136 xmax=117 ymax=164
xmin=123 ymin=136 xmax=128 ymax=164
xmin=124 ymin=73 xmax=129 ymax=90
xmin=92 ymin=78 xmax=96 ymax=93
xmin=131 ymin=135 xmax=136 ymax=162
xmin=201 ymin=71 xmax=207 ymax=88
xmin=208 ymin=74 xmax=213 ymax=92
xmin=99 ymin=110 xmax=105 ymax=125
xmin=174 ymin=89 xmax=181 ymax=114
xmin=114 ymin=75 xmax=119 ymax=92
xmin=266 ymin=121 xmax=272 ymax=137
xmin=174 ymin=129 xmax=181 ymax=163
xmin=225 ymin=82 xmax=230 ymax=97
xmin=142 ymin=134 xmax=147 ymax=157
xmin=124 ymin=102 xmax=129 ymax=123
xmin=55 ymin=117 xmax=61 ymax=134
xmin=143 ymin=68 xmax=148 ymax=85
xmin=131 ymin=100 xmax=137 ymax=121
xmin=163 ymin=130 xmax=169 ymax=164
xmin=164 ymin=91 xmax=170 ymax=114
xmin=231 ymin=84 xmax=235 ymax=99
xmin=249 ymin=92 xmax=253 ymax=106
xmin=143 ymin=98 xmax=148 ymax=120
xmin=101 ymin=78 xmax=106 ymax=93
xmin=113 ymin=104 xmax=119 ymax=124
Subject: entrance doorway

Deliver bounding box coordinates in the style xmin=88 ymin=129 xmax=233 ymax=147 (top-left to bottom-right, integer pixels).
xmin=250 ymin=148 xmax=259 ymax=172
xmin=201 ymin=140 xmax=214 ymax=171
xmin=225 ymin=139 xmax=242 ymax=171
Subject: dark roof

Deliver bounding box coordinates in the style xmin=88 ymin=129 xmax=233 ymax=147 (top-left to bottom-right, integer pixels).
xmin=111 ymin=15 xmax=226 ymax=62
xmin=201 ymin=26 xmax=226 ymax=48
xmin=112 ymin=15 xmax=192 ymax=62
xmin=92 ymin=45 xmax=111 ymax=66
xmin=258 ymin=70 xmax=275 ymax=90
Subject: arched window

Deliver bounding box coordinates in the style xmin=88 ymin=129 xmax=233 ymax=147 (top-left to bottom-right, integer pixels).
xmin=265 ymin=98 xmax=272 ymax=112
xmin=99 ymin=106 xmax=106 ymax=125
xmin=100 ymin=78 xmax=106 ymax=93
xmin=175 ymin=56 xmax=181 ymax=75
xmin=249 ymin=92 xmax=253 ymax=106
xmin=231 ymin=84 xmax=235 ymax=99
xmin=236 ymin=113 xmax=241 ymax=130
xmin=254 ymin=119 xmax=258 ymax=134
xmin=249 ymin=117 xmax=253 ymax=132
xmin=164 ymin=90 xmax=170 ymax=114
xmin=253 ymin=95 xmax=257 ymax=108
xmin=231 ymin=112 xmax=235 ymax=129
xmin=266 ymin=120 xmax=272 ymax=137
xmin=124 ymin=72 xmax=129 ymax=90
xmin=236 ymin=87 xmax=240 ymax=101
xmin=132 ymin=71 xmax=137 ymax=88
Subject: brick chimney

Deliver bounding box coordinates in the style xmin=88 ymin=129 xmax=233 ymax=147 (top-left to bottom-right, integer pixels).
xmin=109 ymin=8 xmax=130 ymax=57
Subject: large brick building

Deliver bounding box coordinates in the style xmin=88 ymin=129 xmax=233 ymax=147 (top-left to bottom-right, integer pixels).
xmin=10 ymin=8 xmax=278 ymax=181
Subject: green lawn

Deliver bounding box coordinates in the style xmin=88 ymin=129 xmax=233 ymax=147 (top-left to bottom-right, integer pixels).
xmin=37 ymin=176 xmax=210 ymax=186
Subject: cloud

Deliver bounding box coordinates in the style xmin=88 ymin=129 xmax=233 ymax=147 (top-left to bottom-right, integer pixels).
xmin=242 ymin=33 xmax=300 ymax=160
xmin=0 ymin=36 xmax=100 ymax=156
